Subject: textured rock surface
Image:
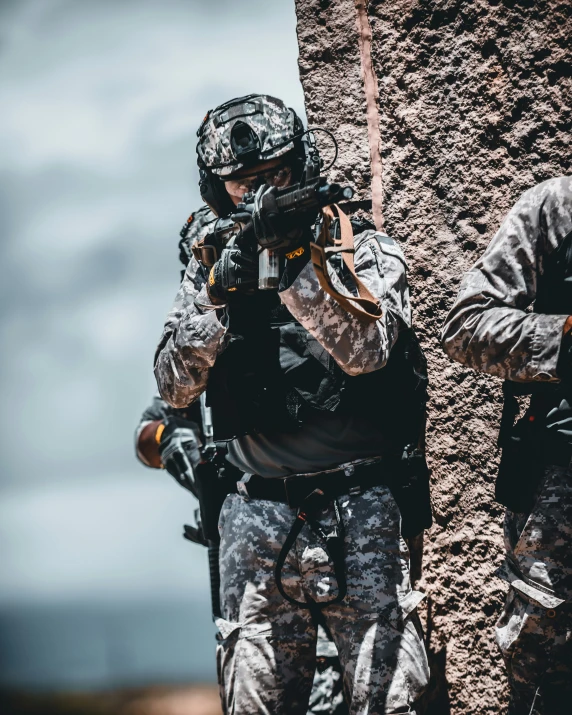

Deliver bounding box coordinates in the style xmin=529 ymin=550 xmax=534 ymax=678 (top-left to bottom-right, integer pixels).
xmin=295 ymin=1 xmax=572 ymax=712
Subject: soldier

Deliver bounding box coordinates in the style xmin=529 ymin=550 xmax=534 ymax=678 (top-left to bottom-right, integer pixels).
xmin=441 ymin=177 xmax=572 ymax=714
xmin=137 ymin=204 xmax=216 ymax=472
xmin=154 ymin=94 xmax=431 ymax=714
xmin=136 ymin=205 xmax=349 ymax=715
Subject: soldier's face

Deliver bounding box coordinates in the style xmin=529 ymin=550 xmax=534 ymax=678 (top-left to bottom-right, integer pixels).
xmin=224 ymin=158 xmax=293 ymax=206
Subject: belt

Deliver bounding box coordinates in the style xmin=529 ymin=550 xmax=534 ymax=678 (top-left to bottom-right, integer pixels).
xmin=232 ymin=457 xmax=390 ymax=611
xmin=233 ymin=456 xmax=387 ymax=509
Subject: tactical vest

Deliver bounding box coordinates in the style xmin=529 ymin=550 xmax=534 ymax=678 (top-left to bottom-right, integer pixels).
xmin=205 ymin=288 xmax=428 ymax=453
xmin=202 ymin=228 xmax=433 ymax=536
xmin=497 ymin=226 xmax=572 ymax=511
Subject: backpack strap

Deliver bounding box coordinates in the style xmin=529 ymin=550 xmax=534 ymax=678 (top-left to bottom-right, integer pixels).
xmin=310 ymin=204 xmax=383 ymax=323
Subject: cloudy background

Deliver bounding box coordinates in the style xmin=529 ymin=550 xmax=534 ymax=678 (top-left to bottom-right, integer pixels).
xmin=0 ymin=0 xmax=305 ymax=689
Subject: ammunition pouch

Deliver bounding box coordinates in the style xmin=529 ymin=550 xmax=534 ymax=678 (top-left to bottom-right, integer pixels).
xmin=388 ymin=446 xmax=432 ymax=539
xmin=496 ymin=415 xmax=546 ymax=514
xmin=496 ymin=382 xmax=548 ymax=513
xmin=194 ymin=457 xmax=241 ymax=544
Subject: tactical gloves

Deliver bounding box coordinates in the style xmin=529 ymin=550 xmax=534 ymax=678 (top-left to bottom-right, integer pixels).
xmin=252 ymin=184 xmax=315 ymax=254
xmin=158 ymin=416 xmax=203 ymax=493
xmin=546 ymin=398 xmax=572 ymax=445
xmin=207 ymin=241 xmax=258 ymax=303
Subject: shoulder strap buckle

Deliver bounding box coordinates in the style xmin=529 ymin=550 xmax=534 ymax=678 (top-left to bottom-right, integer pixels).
xmin=310 ymin=204 xmax=383 ymax=323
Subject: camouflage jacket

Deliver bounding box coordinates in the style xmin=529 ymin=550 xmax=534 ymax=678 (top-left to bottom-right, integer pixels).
xmin=441 ymin=177 xmax=572 ymax=382
xmin=137 ymin=206 xmax=215 ymax=466
xmin=154 ymin=230 xmax=411 ymax=409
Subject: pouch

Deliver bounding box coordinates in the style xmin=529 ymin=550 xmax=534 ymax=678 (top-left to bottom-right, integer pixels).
xmin=496 ymin=413 xmax=546 ymax=513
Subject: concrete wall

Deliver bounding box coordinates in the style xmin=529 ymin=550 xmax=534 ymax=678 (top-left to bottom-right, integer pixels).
xmin=295 ymin=1 xmax=571 ymax=712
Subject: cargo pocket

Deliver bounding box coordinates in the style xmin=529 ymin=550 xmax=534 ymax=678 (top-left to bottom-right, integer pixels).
xmin=215 ymin=616 xmax=242 ymax=642
xmin=380 ymin=591 xmax=430 ymax=707
xmin=215 ymin=619 xmax=286 ymax=715
xmin=380 ymin=590 xmax=426 ymax=631
xmin=215 ymin=618 xmax=242 ymax=715
xmin=494 ymin=587 xmax=558 ymax=692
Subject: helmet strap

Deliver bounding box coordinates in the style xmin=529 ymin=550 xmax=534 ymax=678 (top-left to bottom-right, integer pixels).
xmin=198 ymin=162 xmax=236 ymax=218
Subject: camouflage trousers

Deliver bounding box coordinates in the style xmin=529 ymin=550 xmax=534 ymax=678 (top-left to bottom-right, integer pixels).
xmin=495 ymin=464 xmax=572 ymax=715
xmin=308 ymin=625 xmax=347 ymax=715
xmin=216 ymin=485 xmax=429 ymax=715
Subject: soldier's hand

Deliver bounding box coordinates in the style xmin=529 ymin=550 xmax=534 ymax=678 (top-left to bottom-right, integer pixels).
xmin=158 ymin=416 xmax=203 ymax=493
xmin=207 ymin=241 xmax=258 ymax=303
xmin=137 ymin=419 xmax=164 ymax=469
xmin=546 ymin=398 xmax=572 ymax=444
xmin=252 ymin=184 xmax=315 ymax=253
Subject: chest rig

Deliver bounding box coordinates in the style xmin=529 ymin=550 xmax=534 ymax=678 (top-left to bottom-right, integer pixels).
xmin=202 ymin=225 xmax=433 ymax=543
xmin=204 ymin=268 xmax=428 ymax=454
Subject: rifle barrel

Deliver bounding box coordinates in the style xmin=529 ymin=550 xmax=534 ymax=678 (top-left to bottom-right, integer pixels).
xmin=275 ymin=182 xmax=354 ymax=213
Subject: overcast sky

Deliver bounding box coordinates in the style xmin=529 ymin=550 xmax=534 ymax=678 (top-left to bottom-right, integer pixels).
xmin=0 ymin=0 xmax=305 ymax=605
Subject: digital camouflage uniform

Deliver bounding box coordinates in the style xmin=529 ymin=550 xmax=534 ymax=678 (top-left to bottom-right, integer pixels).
xmin=310 ymin=626 xmax=346 ymax=715
xmin=142 ymin=203 xmax=348 ymax=715
xmin=136 ymin=395 xmax=348 ymax=715
xmin=136 ymin=204 xmax=216 ymax=465
xmin=155 ymin=224 xmax=430 ymax=714
xmin=441 ymin=177 xmax=572 ymax=714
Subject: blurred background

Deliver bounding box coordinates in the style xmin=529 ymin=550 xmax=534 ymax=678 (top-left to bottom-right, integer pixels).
xmin=0 ymin=0 xmax=305 ymax=712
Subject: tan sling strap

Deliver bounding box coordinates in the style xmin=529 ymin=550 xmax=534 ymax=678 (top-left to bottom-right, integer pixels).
xmin=310 ymin=204 xmax=383 ymax=323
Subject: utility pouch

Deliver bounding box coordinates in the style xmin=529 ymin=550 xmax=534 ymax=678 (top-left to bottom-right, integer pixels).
xmin=496 ymin=382 xmax=546 ymax=513
xmin=194 ymin=458 xmax=240 ymax=544
xmin=388 ymin=446 xmax=432 ymax=539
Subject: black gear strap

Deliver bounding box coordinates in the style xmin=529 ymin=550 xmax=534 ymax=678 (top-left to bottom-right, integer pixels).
xmin=274 ymin=489 xmax=347 ymax=610
xmin=234 ymin=459 xmax=385 ymax=506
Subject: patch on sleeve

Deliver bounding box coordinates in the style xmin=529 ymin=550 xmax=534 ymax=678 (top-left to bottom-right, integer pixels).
xmin=375 ymin=234 xmax=396 ymax=246
xmin=371 ymin=232 xmax=408 ymax=269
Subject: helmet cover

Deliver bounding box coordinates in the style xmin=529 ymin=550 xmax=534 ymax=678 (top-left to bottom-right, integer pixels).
xmin=197 ymin=94 xmax=301 ymax=177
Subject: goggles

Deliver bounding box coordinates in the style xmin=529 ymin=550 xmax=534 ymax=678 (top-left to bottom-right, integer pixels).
xmin=224 ymin=164 xmax=293 ymax=196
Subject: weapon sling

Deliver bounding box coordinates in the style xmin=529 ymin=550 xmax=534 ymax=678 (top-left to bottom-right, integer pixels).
xmin=310 ymin=204 xmax=383 ymax=323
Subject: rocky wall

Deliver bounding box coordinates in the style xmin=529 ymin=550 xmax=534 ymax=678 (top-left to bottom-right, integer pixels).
xmin=295 ymin=1 xmax=572 ymax=712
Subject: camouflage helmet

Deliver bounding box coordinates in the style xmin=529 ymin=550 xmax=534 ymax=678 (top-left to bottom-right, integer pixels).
xmin=196 ymin=94 xmax=303 ymax=177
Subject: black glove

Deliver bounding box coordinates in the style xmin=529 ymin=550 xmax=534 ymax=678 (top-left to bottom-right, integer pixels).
xmin=207 ymin=239 xmax=258 ymax=303
xmin=251 ymin=184 xmax=316 ymax=253
xmin=158 ymin=416 xmax=202 ymax=494
xmin=546 ymin=398 xmax=572 ymax=445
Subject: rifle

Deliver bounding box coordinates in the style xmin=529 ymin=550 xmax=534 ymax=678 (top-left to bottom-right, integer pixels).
xmin=240 ymin=153 xmax=354 ymax=217
xmin=174 ymin=394 xmax=240 ymax=620
xmin=246 ymin=158 xmax=354 ymax=289
xmin=191 ymin=157 xmax=354 ymax=290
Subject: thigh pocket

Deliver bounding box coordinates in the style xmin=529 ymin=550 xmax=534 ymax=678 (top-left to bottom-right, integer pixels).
xmin=216 ymin=618 xmax=293 ymax=713
xmin=392 ymin=612 xmax=431 ymax=704
xmin=377 ymin=594 xmax=430 ymax=706
xmin=215 ymin=618 xmax=242 ymax=715
xmin=495 ymin=589 xmax=552 ymax=685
